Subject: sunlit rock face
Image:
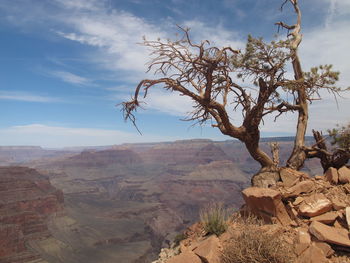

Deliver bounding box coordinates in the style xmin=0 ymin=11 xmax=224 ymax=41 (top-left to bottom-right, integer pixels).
xmin=0 ymin=167 xmax=64 ymax=263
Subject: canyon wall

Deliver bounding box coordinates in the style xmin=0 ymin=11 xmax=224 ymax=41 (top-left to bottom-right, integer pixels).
xmin=0 ymin=167 xmax=64 ymax=263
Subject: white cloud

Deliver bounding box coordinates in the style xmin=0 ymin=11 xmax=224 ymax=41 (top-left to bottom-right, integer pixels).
xmin=50 ymin=0 xmax=349 ymax=134
xmin=55 ymin=8 xmax=165 ymax=77
xmin=297 ymin=1 xmax=350 ymax=132
xmin=49 ymin=70 xmax=91 ymax=85
xmin=301 ymin=22 xmax=350 ymax=88
xmin=112 ymin=89 xmax=193 ymax=117
xmin=323 ymin=0 xmax=350 ymax=26
xmin=0 ymin=91 xmax=61 ymax=103
xmin=54 ymin=0 xmax=104 ymax=11
xmin=182 ymin=20 xmax=244 ymax=49
xmin=143 ymin=90 xmax=194 ymax=116
xmin=1 ymin=0 xmax=349 ymax=137
xmin=0 ymin=124 xmax=179 ymax=148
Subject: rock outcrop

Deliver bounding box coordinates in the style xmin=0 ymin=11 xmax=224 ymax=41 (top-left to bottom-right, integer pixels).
xmin=0 ymin=167 xmax=63 ymax=263
xmin=243 ymin=165 xmax=350 ymax=262
xmin=154 ymin=165 xmax=350 ymax=263
xmin=242 ymin=187 xmax=291 ymax=226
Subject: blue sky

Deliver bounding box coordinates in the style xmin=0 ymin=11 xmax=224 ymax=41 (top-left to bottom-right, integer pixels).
xmin=0 ymin=0 xmax=349 ymax=147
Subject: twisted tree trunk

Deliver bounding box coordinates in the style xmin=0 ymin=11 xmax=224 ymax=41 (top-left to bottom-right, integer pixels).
xmin=286 ymin=53 xmax=308 ymax=170
xmin=305 ymin=130 xmax=350 ymax=172
xmin=280 ymin=0 xmax=308 ymax=170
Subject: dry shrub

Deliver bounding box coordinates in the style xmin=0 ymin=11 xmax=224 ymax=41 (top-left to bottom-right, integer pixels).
xmin=173 ymin=232 xmax=187 ymax=246
xmin=221 ymin=215 xmax=295 ymax=263
xmin=199 ymin=202 xmax=229 ymax=236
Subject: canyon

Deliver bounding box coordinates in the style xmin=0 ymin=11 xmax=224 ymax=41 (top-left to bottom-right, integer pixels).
xmin=0 ymin=138 xmax=321 ymax=262
xmin=0 ymin=167 xmax=64 ymax=263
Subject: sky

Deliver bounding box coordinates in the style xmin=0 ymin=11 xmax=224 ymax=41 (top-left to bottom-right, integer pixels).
xmin=0 ymin=0 xmax=349 ymax=148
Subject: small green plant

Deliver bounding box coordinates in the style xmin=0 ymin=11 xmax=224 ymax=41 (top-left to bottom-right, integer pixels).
xmin=199 ymin=202 xmax=229 ymax=236
xmin=328 ymin=122 xmax=350 ymax=151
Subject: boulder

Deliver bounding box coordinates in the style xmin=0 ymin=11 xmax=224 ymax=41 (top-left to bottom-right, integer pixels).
xmin=313 ymin=241 xmax=334 ymax=258
xmin=309 ymin=221 xmax=350 ymax=247
xmin=346 ymin=207 xmax=350 ymax=231
xmin=331 ymin=197 xmax=347 ymax=210
xmin=293 ymin=196 xmax=304 ymax=206
xmin=284 ymin=181 xmax=314 ymax=198
xmin=310 ymin=211 xmax=338 ymax=225
xmin=242 ymin=187 xmax=291 ymax=226
xmin=338 ymin=166 xmax=350 ymax=184
xmin=324 ymin=167 xmax=339 ymax=184
xmin=180 ymin=239 xmax=201 ymax=253
xmin=298 ymin=228 xmax=311 ymax=244
xmin=298 ymin=243 xmax=328 ymax=263
xmin=285 ymin=202 xmax=298 ymax=221
xmin=251 ymin=171 xmax=280 ymax=188
xmin=193 ymin=235 xmax=221 ymax=263
xmin=280 ymin=168 xmax=302 ymax=187
xmin=167 ymin=250 xmax=201 ymax=263
xmin=298 ymin=194 xmax=332 ymax=217
xmin=295 ymin=228 xmax=311 ymax=255
xmin=333 ymin=219 xmax=344 ymax=229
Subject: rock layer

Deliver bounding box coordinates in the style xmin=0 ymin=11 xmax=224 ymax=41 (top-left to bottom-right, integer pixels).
xmin=0 ymin=167 xmax=63 ymax=262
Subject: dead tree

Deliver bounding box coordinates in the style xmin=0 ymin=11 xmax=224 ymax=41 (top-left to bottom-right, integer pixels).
xmin=269 ymin=142 xmax=280 ymax=167
xmin=304 ymin=129 xmax=350 ymax=172
xmin=276 ymin=0 xmax=344 ymax=170
xmin=121 ymin=0 xmax=343 ymax=184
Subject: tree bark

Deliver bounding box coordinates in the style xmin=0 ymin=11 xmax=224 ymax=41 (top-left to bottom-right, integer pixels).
xmin=305 ymin=130 xmax=350 ymax=171
xmin=285 ymin=0 xmax=308 ymax=170
xmin=242 ymin=129 xmax=275 ymax=171
xmin=286 ymin=87 xmax=308 ymax=170
xmin=269 ymin=142 xmax=280 ymax=167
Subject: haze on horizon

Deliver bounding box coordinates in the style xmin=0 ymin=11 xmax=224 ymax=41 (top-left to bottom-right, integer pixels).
xmin=0 ymin=0 xmax=349 ymax=148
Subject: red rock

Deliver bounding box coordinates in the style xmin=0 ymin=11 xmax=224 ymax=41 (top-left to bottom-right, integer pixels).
xmin=324 ymin=167 xmax=339 ymax=184
xmin=338 ymin=166 xmax=350 ymax=184
xmin=298 ymin=194 xmax=332 ymax=217
xmin=314 ymin=241 xmax=334 ymax=258
xmin=309 ymin=221 xmax=350 ymax=247
xmin=332 ymin=197 xmax=347 ymax=210
xmin=167 ymin=250 xmax=202 ymax=263
xmin=284 ymin=181 xmax=314 ymax=197
xmin=333 ymin=219 xmax=344 ymax=229
xmin=344 ymin=184 xmax=350 ymax=194
xmin=0 ymin=224 xmax=25 ymax=258
xmin=295 ymin=242 xmax=309 ymax=256
xmin=0 ymin=167 xmax=63 ymax=262
xmin=298 ymin=228 xmax=311 ymax=244
xmin=285 ymin=202 xmax=298 ymax=221
xmin=280 ymin=168 xmax=302 ymax=187
xmin=242 ymin=187 xmax=291 ymax=226
xmin=346 ymin=207 xmax=350 ymax=230
xmin=310 ymin=211 xmax=338 ymax=225
xmin=193 ymin=235 xmax=221 ymax=263
xmin=293 ymin=196 xmax=304 ymax=206
xmin=295 ymin=228 xmax=311 ymax=255
xmin=251 ymin=171 xmax=280 ymax=188
xmin=298 ymin=243 xmax=328 ymax=263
